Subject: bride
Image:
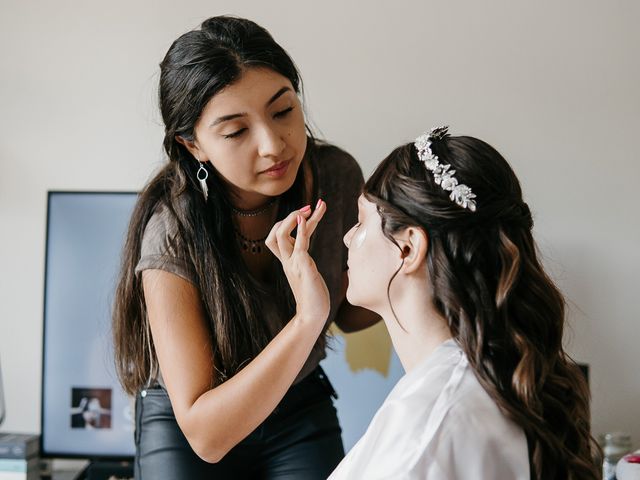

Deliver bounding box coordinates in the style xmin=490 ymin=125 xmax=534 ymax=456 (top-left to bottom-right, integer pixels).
xmin=266 ymin=126 xmax=600 ymax=479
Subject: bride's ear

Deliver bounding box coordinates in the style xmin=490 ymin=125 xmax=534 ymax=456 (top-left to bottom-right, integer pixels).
xmin=396 ymin=227 xmax=428 ymax=274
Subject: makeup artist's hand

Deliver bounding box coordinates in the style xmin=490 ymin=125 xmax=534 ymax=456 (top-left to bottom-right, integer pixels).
xmin=266 ymin=200 xmax=329 ymax=324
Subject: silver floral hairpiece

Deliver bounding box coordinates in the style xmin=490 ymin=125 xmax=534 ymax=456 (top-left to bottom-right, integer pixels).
xmin=414 ymin=125 xmax=477 ymax=212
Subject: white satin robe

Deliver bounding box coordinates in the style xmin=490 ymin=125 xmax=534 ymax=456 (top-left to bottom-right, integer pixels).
xmin=329 ymin=339 xmax=530 ymax=479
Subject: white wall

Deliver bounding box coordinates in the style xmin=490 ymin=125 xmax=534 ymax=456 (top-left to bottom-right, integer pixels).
xmin=1 ymin=0 xmax=638 ymax=448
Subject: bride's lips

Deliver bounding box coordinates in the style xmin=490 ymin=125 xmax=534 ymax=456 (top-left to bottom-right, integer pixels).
xmin=261 ymin=160 xmax=291 ymax=178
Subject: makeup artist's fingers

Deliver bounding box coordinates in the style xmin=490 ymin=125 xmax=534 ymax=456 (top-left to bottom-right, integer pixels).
xmin=293 ymin=214 xmax=309 ymax=253
xmin=304 ymin=199 xmax=326 ymax=238
xmin=265 ymin=219 xmax=282 ymax=259
xmin=276 ymin=206 xmax=310 ymax=258
xmin=266 ymin=206 xmax=311 ymax=259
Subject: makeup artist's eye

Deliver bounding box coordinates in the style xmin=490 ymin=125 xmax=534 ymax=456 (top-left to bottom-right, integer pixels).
xmin=223 ymin=128 xmax=247 ymax=139
xmin=274 ymin=106 xmax=293 ymax=119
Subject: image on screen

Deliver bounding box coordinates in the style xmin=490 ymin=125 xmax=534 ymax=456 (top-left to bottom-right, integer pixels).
xmin=41 ymin=192 xmax=137 ymax=458
xmin=70 ymin=387 xmax=112 ymax=430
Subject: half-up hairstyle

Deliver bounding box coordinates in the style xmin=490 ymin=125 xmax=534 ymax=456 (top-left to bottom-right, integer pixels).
xmin=363 ymin=133 xmax=600 ymax=479
xmin=113 ymin=16 xmax=319 ymax=395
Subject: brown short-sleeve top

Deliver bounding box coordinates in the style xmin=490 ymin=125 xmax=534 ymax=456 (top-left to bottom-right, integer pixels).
xmin=135 ymin=143 xmax=363 ymax=384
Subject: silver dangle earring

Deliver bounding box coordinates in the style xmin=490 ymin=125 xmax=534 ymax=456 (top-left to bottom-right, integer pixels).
xmin=196 ymin=161 xmax=209 ymax=201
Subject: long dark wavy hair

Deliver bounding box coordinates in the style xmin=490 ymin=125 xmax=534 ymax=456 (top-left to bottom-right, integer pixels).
xmin=113 ymin=16 xmax=319 ymax=395
xmin=364 ymin=132 xmax=600 ymax=479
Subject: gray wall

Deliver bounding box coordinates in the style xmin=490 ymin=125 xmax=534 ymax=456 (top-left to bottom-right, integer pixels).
xmin=1 ymin=0 xmax=639 ymax=448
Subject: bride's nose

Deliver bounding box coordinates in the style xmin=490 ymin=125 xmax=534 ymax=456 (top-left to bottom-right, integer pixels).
xmin=343 ymin=226 xmax=355 ymax=248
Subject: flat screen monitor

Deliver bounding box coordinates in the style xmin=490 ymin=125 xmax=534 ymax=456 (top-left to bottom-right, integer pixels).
xmin=0 ymin=354 xmax=5 ymax=426
xmin=41 ymin=191 xmax=137 ymax=459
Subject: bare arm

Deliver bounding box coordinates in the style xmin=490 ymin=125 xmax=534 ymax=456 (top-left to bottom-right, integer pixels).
xmin=143 ymin=204 xmax=328 ymax=463
xmin=333 ymin=271 xmax=382 ymax=333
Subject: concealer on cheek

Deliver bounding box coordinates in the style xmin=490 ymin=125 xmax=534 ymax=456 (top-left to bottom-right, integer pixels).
xmin=353 ymin=227 xmax=367 ymax=248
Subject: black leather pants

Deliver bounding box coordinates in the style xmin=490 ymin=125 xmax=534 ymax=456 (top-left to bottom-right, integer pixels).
xmin=134 ymin=367 xmax=344 ymax=479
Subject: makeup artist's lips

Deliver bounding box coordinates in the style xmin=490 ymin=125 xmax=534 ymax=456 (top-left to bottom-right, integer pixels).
xmin=261 ymin=160 xmax=291 ymax=178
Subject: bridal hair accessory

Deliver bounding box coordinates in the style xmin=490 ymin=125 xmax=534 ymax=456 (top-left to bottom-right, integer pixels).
xmin=196 ymin=161 xmax=209 ymax=201
xmin=414 ymin=126 xmax=477 ymax=212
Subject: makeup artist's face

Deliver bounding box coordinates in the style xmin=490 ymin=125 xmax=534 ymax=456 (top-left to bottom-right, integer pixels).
xmin=189 ymin=67 xmax=307 ymax=206
xmin=343 ymin=196 xmax=402 ymax=312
